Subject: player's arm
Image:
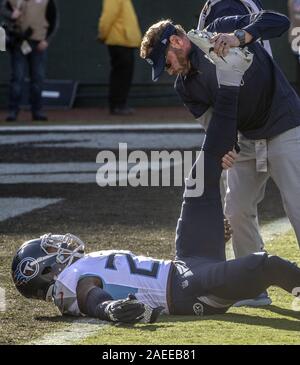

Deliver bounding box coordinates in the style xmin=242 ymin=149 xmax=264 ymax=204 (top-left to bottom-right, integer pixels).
xmin=76 ymin=276 xmax=163 ymax=324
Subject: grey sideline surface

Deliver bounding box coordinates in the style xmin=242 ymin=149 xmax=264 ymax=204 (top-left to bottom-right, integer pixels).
xmin=0 ymin=123 xmax=205 ymax=134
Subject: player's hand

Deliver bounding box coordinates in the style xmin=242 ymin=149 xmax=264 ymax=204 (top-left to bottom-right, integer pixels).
xmin=104 ymin=294 xmax=164 ymax=324
xmin=222 ymin=150 xmax=237 ymax=170
xmin=224 ymin=218 xmax=233 ymax=243
xmin=210 ymin=33 xmax=239 ymax=57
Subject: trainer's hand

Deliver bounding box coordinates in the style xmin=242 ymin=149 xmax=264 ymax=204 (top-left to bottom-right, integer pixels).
xmin=104 ymin=294 xmax=163 ymax=324
xmin=222 ymin=150 xmax=237 ymax=170
xmin=210 ymin=33 xmax=239 ymax=57
xmin=224 ymin=218 xmax=233 ymax=243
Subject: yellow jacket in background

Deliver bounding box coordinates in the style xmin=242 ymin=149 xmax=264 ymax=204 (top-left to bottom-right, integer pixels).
xmin=98 ymin=0 xmax=142 ymax=47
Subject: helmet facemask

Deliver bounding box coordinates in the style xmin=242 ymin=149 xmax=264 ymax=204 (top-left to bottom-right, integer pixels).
xmin=40 ymin=233 xmax=85 ymax=269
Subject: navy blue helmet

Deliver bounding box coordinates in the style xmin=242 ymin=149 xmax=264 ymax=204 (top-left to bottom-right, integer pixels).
xmin=12 ymin=233 xmax=85 ymax=300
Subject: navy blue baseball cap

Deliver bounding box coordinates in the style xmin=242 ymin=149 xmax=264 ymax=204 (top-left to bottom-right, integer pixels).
xmin=146 ymin=24 xmax=177 ymax=82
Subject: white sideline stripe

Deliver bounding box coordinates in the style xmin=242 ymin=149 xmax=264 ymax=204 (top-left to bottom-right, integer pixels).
xmin=0 ymin=131 xmax=203 ymax=150
xmin=28 ymin=318 xmax=109 ymax=345
xmin=0 ymin=123 xmax=201 ymax=133
xmin=28 ymin=216 xmax=294 ymax=345
xmin=0 ymin=161 xmax=182 ymax=184
xmin=0 ymin=198 xmax=62 ymax=222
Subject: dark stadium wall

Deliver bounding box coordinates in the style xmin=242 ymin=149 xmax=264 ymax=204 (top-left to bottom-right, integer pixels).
xmin=0 ymin=0 xmax=294 ymax=108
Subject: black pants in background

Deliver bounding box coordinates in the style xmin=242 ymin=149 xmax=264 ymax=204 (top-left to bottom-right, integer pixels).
xmin=108 ymin=46 xmax=135 ymax=111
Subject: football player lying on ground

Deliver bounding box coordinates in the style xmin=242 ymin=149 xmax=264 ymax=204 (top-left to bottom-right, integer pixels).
xmin=11 ymin=42 xmax=300 ymax=324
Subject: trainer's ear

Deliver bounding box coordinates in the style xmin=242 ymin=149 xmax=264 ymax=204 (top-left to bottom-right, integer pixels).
xmin=169 ymin=35 xmax=184 ymax=49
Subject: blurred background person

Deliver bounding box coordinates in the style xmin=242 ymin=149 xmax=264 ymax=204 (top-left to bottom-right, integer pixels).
xmin=98 ymin=0 xmax=142 ymax=116
xmin=0 ymin=0 xmax=58 ymax=122
xmin=288 ymin=0 xmax=300 ymax=92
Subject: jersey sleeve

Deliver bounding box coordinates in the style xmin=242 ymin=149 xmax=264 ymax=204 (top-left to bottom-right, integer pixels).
xmin=53 ymin=280 xmax=82 ymax=316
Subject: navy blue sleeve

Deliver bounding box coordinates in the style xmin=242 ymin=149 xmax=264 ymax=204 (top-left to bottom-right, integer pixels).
xmin=204 ymin=0 xmax=249 ymax=27
xmin=206 ymin=11 xmax=290 ymax=42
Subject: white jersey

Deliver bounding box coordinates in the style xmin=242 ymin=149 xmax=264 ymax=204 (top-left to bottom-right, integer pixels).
xmin=53 ymin=250 xmax=173 ymax=316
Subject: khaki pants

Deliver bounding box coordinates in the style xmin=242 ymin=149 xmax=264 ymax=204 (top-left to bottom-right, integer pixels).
xmin=224 ymin=126 xmax=300 ymax=258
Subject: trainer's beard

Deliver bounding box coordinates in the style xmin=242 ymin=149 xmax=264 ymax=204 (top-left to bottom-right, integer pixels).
xmin=175 ymin=49 xmax=191 ymax=76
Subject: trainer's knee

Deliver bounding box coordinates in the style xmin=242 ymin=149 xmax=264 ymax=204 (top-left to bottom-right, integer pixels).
xmin=225 ymin=197 xmax=258 ymax=225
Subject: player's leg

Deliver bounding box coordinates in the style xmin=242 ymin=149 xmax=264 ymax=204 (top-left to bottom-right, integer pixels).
xmin=268 ymin=125 xmax=300 ymax=247
xmin=175 ymin=86 xmax=240 ymax=260
xmin=170 ymin=253 xmax=300 ymax=316
xmin=175 ymin=35 xmax=254 ymax=260
xmin=210 ymin=253 xmax=300 ymax=301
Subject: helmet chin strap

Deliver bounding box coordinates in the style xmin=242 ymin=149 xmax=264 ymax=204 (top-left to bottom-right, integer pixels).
xmin=45 ymin=284 xmax=54 ymax=302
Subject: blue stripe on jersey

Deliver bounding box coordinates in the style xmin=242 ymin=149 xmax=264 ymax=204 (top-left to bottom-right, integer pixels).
xmin=102 ymin=282 xmax=138 ymax=300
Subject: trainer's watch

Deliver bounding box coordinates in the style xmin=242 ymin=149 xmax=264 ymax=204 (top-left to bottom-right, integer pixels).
xmin=234 ymin=29 xmax=246 ymax=47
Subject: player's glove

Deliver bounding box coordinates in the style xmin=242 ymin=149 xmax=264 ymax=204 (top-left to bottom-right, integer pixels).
xmin=104 ymin=294 xmax=164 ymax=324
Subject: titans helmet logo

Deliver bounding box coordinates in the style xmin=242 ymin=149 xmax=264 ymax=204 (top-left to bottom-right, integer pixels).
xmin=14 ymin=257 xmax=39 ymax=286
